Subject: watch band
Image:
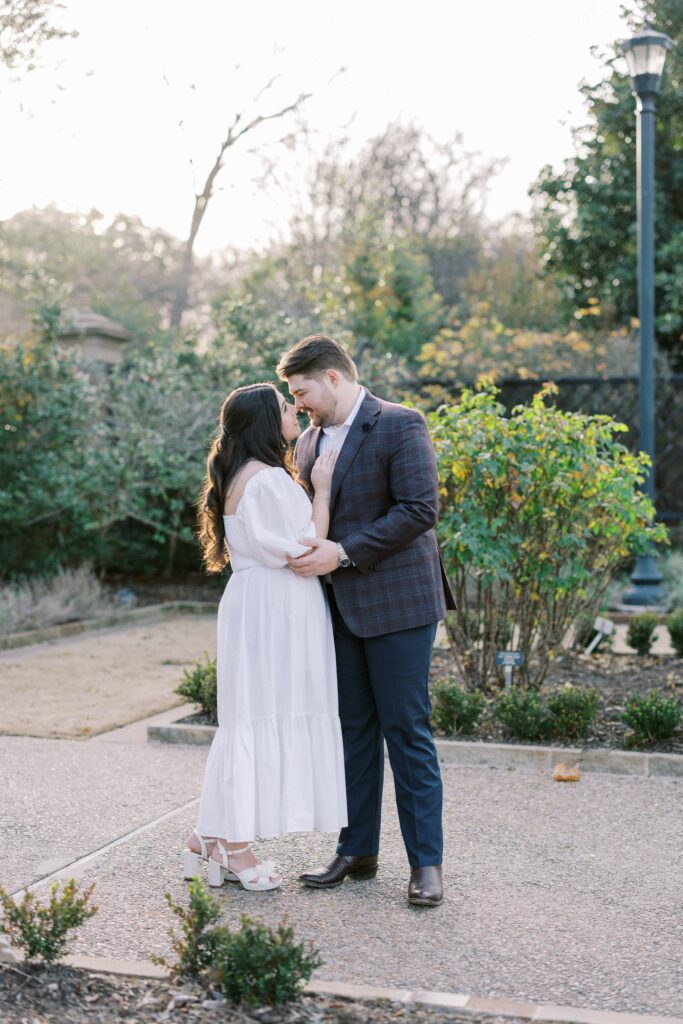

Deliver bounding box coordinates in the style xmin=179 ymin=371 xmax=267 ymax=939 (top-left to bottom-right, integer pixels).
xmin=336 ymin=543 xmax=352 ymax=569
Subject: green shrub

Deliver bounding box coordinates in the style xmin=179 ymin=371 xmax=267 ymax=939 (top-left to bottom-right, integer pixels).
xmin=212 ymin=914 xmax=322 ymax=1007
xmin=493 ymin=689 xmax=553 ymax=742
xmin=626 ymin=613 xmax=659 ymax=656
xmin=621 ymin=692 xmax=681 ymax=744
xmin=429 ymin=382 xmax=667 ymax=690
xmin=667 ymin=608 xmax=683 ymax=657
xmin=175 ymin=654 xmax=217 ymax=721
xmin=0 ymin=341 xmax=108 ymax=577
xmin=547 ymin=684 xmax=599 ymax=739
xmin=431 ymin=680 xmax=485 ymax=735
xmin=0 ymin=879 xmax=97 ymax=963
xmin=155 ymin=877 xmax=222 ymax=979
xmin=156 ymin=880 xmax=321 ymax=1007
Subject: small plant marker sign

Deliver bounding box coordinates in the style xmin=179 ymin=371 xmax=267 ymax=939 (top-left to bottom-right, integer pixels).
xmin=495 ymin=650 xmax=525 ymax=693
xmin=584 ymin=616 xmax=615 ymax=656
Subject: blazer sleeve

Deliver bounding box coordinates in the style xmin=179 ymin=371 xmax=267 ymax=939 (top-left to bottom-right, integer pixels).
xmin=239 ymin=469 xmax=315 ymax=568
xmin=340 ymin=411 xmax=440 ymax=573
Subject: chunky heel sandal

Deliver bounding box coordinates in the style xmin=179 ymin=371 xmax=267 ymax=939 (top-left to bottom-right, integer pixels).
xmin=182 ymin=831 xmax=215 ymax=880
xmin=208 ymin=842 xmax=282 ymax=892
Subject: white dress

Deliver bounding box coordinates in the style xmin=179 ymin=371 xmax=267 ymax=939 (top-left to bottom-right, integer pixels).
xmin=196 ymin=466 xmax=348 ymax=842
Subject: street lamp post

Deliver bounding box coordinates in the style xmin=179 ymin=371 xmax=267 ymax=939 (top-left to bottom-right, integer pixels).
xmin=620 ymin=26 xmax=672 ymax=607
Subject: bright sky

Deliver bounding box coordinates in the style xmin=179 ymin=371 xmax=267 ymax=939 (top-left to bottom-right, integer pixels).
xmin=0 ymin=0 xmax=633 ymax=256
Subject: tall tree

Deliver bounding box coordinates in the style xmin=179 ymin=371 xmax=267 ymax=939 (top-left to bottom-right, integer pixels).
xmin=266 ymin=122 xmax=503 ymax=310
xmin=0 ymin=206 xmax=207 ymax=341
xmin=170 ymin=83 xmax=311 ymax=329
xmin=531 ymin=0 xmax=683 ymax=366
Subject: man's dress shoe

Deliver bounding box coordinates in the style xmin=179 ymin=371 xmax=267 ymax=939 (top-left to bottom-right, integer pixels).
xmin=408 ymin=865 xmax=443 ymax=906
xmin=299 ymin=854 xmax=379 ymax=888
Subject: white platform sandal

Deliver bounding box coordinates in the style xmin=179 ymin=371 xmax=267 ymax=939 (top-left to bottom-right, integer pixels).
xmin=182 ymin=831 xmax=216 ymax=880
xmin=207 ymin=842 xmax=283 ymax=892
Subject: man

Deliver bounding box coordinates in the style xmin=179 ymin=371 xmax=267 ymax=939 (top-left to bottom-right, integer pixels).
xmin=277 ymin=334 xmax=455 ymax=908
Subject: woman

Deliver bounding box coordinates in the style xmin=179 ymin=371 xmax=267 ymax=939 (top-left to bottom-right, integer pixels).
xmin=183 ymin=382 xmax=347 ymax=892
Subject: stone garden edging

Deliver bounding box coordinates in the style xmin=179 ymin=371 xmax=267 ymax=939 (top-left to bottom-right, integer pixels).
xmin=0 ymin=601 xmax=218 ymax=652
xmin=57 ymin=954 xmax=683 ymax=1024
xmin=147 ymin=712 xmax=683 ymax=778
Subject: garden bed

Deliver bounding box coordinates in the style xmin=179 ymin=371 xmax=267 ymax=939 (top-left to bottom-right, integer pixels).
xmin=429 ymin=648 xmax=683 ymax=755
xmin=0 ymin=964 xmax=526 ymax=1024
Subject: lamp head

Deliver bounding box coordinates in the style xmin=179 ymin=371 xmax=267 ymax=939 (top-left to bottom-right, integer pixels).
xmin=620 ymin=26 xmax=673 ymax=97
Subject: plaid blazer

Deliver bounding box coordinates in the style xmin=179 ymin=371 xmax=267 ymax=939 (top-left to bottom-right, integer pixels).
xmin=295 ymin=390 xmax=456 ymax=638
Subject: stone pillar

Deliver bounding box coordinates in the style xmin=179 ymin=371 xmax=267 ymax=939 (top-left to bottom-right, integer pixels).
xmin=57 ymin=311 xmax=131 ymax=367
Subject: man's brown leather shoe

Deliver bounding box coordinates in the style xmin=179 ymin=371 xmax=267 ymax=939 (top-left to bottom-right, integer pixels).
xmin=299 ymin=854 xmax=379 ymax=888
xmin=408 ymin=865 xmax=443 ymax=907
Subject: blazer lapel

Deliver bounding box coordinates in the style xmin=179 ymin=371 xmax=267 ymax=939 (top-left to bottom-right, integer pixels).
xmin=329 ymin=391 xmax=381 ymax=509
xmin=295 ymin=426 xmax=321 ymax=487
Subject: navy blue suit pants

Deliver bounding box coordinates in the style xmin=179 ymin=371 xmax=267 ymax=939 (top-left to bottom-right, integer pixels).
xmin=327 ymin=585 xmax=443 ymax=867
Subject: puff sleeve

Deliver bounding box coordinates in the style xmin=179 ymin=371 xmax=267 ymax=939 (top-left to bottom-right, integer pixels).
xmin=238 ymin=468 xmax=315 ymax=568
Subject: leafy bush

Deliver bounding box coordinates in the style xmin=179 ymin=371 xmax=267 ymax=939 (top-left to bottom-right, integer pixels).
xmin=211 ymin=914 xmax=322 ymax=1007
xmin=621 ymin=692 xmax=681 ymax=744
xmin=626 ymin=613 xmax=659 ymax=656
xmin=0 ymin=879 xmax=97 ymax=963
xmin=666 ymin=608 xmax=683 ymax=657
xmin=0 ymin=336 xmax=231 ymax=579
xmin=431 ymin=680 xmax=485 ymax=735
xmin=430 ymin=382 xmax=667 ymax=690
xmin=493 ymin=689 xmax=553 ymax=742
xmin=418 ymin=306 xmax=617 ymax=387
xmin=547 ymin=684 xmax=599 ymax=739
xmin=157 ymin=880 xmax=321 ymax=1006
xmin=175 ymin=655 xmax=217 ymax=721
xmin=155 ymin=877 xmax=222 ymax=979
xmin=0 ymin=340 xmax=108 ymax=577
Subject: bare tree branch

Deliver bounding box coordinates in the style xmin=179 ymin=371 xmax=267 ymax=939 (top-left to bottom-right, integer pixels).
xmin=0 ymin=0 xmax=76 ymax=72
xmin=170 ymin=87 xmax=312 ymax=328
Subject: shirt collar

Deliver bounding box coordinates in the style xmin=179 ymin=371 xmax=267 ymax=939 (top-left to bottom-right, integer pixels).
xmin=322 ymin=386 xmax=366 ymax=436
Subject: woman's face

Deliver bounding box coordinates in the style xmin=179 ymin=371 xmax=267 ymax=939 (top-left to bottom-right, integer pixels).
xmin=279 ymin=393 xmax=301 ymax=443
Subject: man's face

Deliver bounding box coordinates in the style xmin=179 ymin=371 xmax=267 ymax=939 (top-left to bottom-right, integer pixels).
xmin=287 ymin=372 xmax=338 ymax=429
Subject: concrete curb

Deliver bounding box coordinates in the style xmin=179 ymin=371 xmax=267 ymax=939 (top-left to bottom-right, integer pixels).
xmin=0 ymin=601 xmax=218 ymax=651
xmin=434 ymin=739 xmax=683 ymax=779
xmin=58 ymin=955 xmax=683 ymax=1024
xmin=147 ymin=712 xmax=683 ymax=778
xmin=148 ymin=720 xmax=217 ymax=745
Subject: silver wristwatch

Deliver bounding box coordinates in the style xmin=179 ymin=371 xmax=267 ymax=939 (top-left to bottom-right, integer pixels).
xmin=336 ymin=543 xmax=352 ymax=569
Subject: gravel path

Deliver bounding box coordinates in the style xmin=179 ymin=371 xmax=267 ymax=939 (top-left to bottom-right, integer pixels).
xmin=0 ymin=615 xmax=215 ymax=737
xmin=0 ymin=735 xmax=205 ymax=892
xmin=2 ymin=731 xmax=680 ymax=1018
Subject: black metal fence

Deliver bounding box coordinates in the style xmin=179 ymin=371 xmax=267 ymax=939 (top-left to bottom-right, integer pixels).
xmin=416 ymin=375 xmax=683 ymax=522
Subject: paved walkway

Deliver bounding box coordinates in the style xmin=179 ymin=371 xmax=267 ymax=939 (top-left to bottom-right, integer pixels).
xmin=1 ymin=725 xmax=681 ymax=1018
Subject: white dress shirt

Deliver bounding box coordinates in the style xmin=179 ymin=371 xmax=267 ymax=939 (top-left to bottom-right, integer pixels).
xmin=318 ymin=386 xmax=365 ymax=577
xmin=318 ymin=386 xmax=366 ymax=455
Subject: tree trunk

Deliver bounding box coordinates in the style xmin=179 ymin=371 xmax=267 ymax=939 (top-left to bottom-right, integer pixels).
xmin=170 ymin=89 xmax=311 ymax=330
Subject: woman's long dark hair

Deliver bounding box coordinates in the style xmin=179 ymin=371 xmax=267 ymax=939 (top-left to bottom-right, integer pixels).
xmin=197 ymin=382 xmax=294 ymax=572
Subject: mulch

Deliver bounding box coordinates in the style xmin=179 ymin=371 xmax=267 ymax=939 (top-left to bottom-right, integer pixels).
xmin=181 ymin=649 xmax=683 ymax=755
xmin=429 ymin=648 xmax=683 ymax=754
xmin=0 ymin=964 xmax=528 ymax=1024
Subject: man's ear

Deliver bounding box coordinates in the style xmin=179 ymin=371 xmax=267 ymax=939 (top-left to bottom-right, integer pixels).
xmin=325 ymin=368 xmax=340 ymax=389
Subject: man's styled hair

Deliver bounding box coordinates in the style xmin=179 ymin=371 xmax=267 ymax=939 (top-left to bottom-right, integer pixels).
xmin=276 ymin=334 xmax=358 ymax=383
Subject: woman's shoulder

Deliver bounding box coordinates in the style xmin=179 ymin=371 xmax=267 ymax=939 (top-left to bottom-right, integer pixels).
xmin=237 ymin=461 xmax=279 ymax=484
xmin=224 ymin=463 xmax=285 ymax=515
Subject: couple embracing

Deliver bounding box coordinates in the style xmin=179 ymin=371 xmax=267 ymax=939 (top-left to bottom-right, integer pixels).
xmin=183 ymin=334 xmax=455 ymax=908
